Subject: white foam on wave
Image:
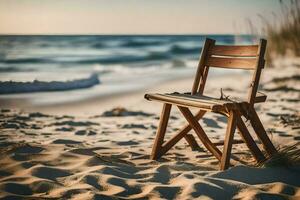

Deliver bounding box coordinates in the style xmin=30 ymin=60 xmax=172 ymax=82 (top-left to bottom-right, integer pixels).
xmin=92 ymin=63 xmax=173 ymax=75
xmin=0 ymin=73 xmax=100 ymax=94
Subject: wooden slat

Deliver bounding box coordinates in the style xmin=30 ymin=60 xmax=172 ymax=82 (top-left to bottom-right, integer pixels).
xmin=209 ymin=45 xmax=259 ymax=57
xmin=151 ymin=103 xmax=171 ymax=160
xmin=145 ymin=93 xmax=237 ymax=112
xmin=220 ymin=110 xmax=237 ymax=170
xmin=146 ymin=92 xmax=266 ymax=106
xmin=164 ymin=93 xmax=231 ymax=105
xmin=145 ymin=93 xmax=223 ymax=111
xmin=205 ymin=56 xmax=257 ymax=70
xmin=178 ymin=106 xmax=223 ymax=161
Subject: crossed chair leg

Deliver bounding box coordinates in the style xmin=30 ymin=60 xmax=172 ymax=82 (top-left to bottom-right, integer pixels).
xmin=151 ymin=103 xmax=277 ymax=170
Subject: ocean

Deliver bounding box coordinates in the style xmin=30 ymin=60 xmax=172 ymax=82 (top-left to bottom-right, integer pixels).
xmin=0 ymin=35 xmax=254 ymax=105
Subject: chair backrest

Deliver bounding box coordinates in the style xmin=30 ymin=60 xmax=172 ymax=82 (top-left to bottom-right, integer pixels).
xmin=192 ymin=38 xmax=267 ymax=105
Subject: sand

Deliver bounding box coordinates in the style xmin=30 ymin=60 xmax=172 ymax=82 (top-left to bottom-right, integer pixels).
xmin=0 ymin=58 xmax=299 ymax=199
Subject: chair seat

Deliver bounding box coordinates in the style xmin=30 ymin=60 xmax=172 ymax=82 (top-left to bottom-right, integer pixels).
xmin=144 ymin=92 xmax=242 ymax=112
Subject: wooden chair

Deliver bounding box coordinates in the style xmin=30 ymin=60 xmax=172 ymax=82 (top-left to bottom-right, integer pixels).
xmin=144 ymin=38 xmax=278 ymax=170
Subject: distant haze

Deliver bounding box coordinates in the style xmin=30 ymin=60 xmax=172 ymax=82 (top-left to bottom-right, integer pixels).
xmin=0 ymin=0 xmax=280 ymax=35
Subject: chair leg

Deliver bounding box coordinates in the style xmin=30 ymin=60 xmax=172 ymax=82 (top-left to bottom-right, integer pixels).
xmin=178 ymin=106 xmax=222 ymax=161
xmin=248 ymin=107 xmax=278 ymax=157
xmin=184 ymin=134 xmax=201 ymax=151
xmin=159 ymin=110 xmax=206 ymax=156
xmin=220 ymin=110 xmax=237 ymax=170
xmin=151 ymin=110 xmax=206 ymax=158
xmin=151 ymin=103 xmax=172 ymax=160
xmin=236 ymin=115 xmax=266 ymax=163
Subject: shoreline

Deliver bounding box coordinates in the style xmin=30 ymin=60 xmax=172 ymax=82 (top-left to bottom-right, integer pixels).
xmin=0 ymin=71 xmax=250 ymax=116
xmin=0 ymin=74 xmax=193 ymax=116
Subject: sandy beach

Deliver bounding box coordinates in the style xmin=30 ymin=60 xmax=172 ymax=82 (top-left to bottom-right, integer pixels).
xmin=0 ymin=57 xmax=299 ymax=199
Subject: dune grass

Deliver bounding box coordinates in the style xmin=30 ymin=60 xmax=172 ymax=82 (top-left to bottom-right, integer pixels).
xmin=249 ymin=0 xmax=300 ymax=65
xmin=257 ymin=142 xmax=300 ymax=168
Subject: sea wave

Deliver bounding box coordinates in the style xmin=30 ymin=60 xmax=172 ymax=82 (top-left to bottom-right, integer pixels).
xmin=169 ymin=45 xmax=201 ymax=54
xmin=0 ymin=66 xmax=34 ymax=72
xmin=2 ymin=58 xmax=49 ymax=64
xmin=0 ymin=74 xmax=100 ymax=94
xmin=2 ymin=52 xmax=170 ymax=65
xmin=77 ymin=52 xmax=170 ymax=64
xmin=121 ymin=40 xmax=163 ymax=47
xmin=1 ymin=46 xmax=199 ymax=66
xmin=92 ymin=42 xmax=104 ymax=49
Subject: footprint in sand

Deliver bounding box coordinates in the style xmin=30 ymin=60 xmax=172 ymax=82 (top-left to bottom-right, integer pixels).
xmin=14 ymin=115 xmax=31 ymax=121
xmin=52 ymin=120 xmax=99 ymax=127
xmin=52 ymin=139 xmax=81 ymax=144
xmin=29 ymin=112 xmax=50 ymax=118
xmin=82 ymin=175 xmax=103 ymax=190
xmin=121 ymin=124 xmax=148 ymax=129
xmin=154 ymin=186 xmax=181 ymax=199
xmin=202 ymin=118 xmax=222 ymax=129
xmin=101 ymin=107 xmax=154 ymax=117
xmin=116 ymin=141 xmax=139 ymax=146
xmin=1 ymin=123 xmax=20 ymax=129
xmin=31 ymin=180 xmax=60 ymax=193
xmin=1 ymin=183 xmax=33 ymax=196
xmin=55 ymin=127 xmax=74 ymax=132
xmin=13 ymin=144 xmax=44 ymax=154
xmin=31 ymin=166 xmax=71 ymax=181
xmin=75 ymin=130 xmax=97 ymax=136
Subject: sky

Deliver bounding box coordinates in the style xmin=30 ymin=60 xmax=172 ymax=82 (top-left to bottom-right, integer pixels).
xmin=0 ymin=0 xmax=281 ymax=35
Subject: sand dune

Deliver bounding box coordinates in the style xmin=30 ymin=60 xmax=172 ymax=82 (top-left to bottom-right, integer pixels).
xmin=0 ymin=106 xmax=299 ymax=199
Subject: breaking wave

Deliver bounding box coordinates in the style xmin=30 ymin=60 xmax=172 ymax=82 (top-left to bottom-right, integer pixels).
xmin=0 ymin=74 xmax=100 ymax=94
